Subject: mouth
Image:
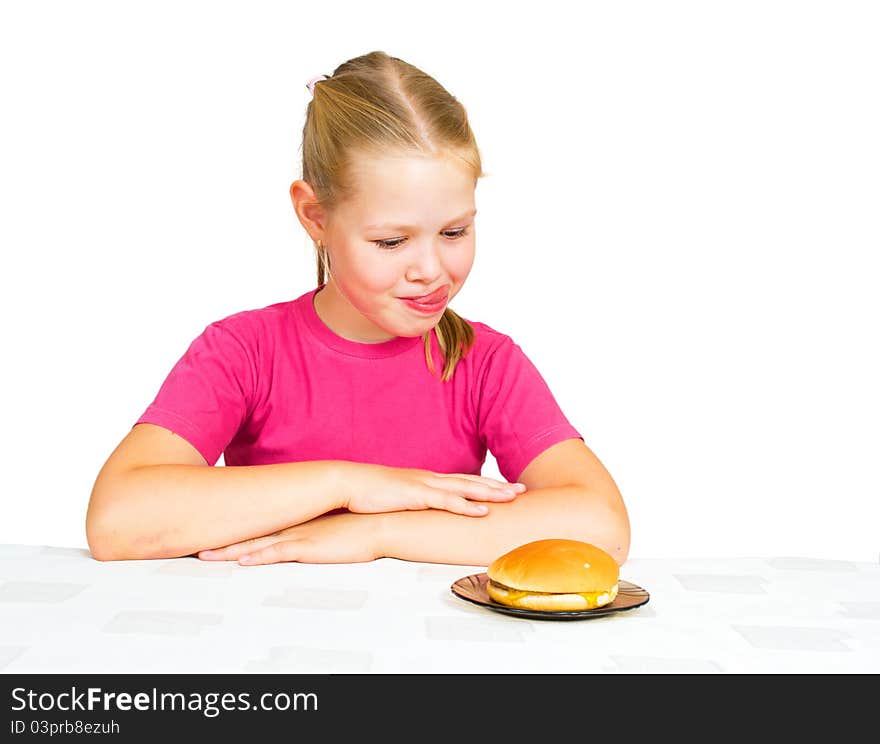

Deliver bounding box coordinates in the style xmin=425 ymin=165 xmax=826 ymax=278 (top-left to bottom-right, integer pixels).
xmin=399 ymin=286 xmax=449 ymax=304
xmin=398 ymin=285 xmax=450 ymax=315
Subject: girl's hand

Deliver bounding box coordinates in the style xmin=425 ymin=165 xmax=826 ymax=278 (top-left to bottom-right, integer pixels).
xmin=341 ymin=463 xmax=526 ymax=516
xmin=197 ymin=511 xmax=383 ymax=566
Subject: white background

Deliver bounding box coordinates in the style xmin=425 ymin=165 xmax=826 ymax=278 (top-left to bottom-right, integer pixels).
xmin=1 ymin=1 xmax=877 ymax=562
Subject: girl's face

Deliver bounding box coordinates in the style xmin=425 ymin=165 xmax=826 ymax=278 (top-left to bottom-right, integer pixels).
xmin=310 ymin=152 xmax=477 ymax=343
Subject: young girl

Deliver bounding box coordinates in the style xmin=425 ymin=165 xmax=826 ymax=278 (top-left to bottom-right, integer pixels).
xmin=86 ymin=51 xmax=630 ymax=568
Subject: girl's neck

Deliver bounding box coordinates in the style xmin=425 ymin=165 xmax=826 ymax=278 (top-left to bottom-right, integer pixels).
xmin=313 ymin=281 xmax=397 ymax=344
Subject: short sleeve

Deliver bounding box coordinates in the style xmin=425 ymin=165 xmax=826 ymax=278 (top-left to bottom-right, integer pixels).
xmin=134 ymin=322 xmax=254 ymax=466
xmin=476 ymin=335 xmax=583 ymax=483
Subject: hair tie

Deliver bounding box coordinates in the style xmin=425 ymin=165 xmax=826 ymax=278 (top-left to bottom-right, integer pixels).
xmin=306 ymin=75 xmax=328 ymax=98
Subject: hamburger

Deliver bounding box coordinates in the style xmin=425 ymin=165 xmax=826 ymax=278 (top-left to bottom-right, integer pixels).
xmin=486 ymin=538 xmax=620 ymax=611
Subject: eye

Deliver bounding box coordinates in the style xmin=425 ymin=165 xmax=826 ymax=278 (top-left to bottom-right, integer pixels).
xmin=373 ymin=226 xmax=470 ymax=250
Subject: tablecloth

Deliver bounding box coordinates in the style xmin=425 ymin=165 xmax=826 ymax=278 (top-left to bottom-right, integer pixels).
xmin=1 ymin=544 xmax=878 ymax=673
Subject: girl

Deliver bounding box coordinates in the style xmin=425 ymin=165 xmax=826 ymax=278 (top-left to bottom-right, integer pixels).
xmin=86 ymin=51 xmax=630 ymax=567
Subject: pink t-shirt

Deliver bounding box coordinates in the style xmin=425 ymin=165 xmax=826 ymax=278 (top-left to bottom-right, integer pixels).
xmin=135 ymin=286 xmax=582 ymax=483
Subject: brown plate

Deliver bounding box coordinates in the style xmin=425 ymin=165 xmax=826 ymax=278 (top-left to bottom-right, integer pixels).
xmin=451 ymin=573 xmax=650 ymax=620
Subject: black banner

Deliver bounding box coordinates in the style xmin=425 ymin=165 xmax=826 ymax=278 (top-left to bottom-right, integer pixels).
xmin=0 ymin=672 xmax=862 ymax=738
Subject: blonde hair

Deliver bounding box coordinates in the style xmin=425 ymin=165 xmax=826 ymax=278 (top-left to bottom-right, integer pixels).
xmin=301 ymin=51 xmax=485 ymax=382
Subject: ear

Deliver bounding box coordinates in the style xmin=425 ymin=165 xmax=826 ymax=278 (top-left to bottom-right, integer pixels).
xmin=289 ymin=180 xmax=327 ymax=241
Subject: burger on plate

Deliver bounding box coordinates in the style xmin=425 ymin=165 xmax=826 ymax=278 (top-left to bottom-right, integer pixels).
xmin=486 ymin=538 xmax=620 ymax=611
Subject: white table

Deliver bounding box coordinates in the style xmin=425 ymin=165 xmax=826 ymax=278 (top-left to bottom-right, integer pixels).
xmin=1 ymin=544 xmax=878 ymax=674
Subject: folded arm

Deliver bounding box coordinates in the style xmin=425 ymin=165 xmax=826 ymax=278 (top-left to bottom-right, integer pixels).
xmin=379 ymin=438 xmax=629 ymax=565
xmin=377 ymin=481 xmax=629 ymax=567
xmin=204 ymin=439 xmax=630 ymax=568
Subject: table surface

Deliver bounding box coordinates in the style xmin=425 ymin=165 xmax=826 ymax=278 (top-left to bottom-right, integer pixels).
xmin=1 ymin=544 xmax=878 ymax=673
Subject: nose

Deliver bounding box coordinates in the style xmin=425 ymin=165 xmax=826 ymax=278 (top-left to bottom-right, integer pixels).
xmin=405 ymin=237 xmax=445 ymax=282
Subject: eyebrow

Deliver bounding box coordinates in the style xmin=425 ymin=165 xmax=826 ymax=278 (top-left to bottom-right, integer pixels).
xmin=364 ymin=209 xmax=477 ymax=231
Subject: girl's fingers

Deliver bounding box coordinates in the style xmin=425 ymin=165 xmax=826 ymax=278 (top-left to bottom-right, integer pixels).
xmin=436 ymin=473 xmax=518 ymax=489
xmin=420 ymin=479 xmax=528 ymax=516
xmin=459 ymin=479 xmax=525 ymax=502
xmin=199 ymin=535 xmax=283 ymax=561
xmin=427 ymin=493 xmax=491 ymax=517
xmin=198 ymin=548 xmax=231 ymax=560
xmin=431 ymin=474 xmax=527 ymax=502
xmin=239 ymin=540 xmax=296 ymax=566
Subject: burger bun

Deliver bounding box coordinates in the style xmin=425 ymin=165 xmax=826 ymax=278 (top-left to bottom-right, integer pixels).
xmin=486 ymin=538 xmax=620 ymax=611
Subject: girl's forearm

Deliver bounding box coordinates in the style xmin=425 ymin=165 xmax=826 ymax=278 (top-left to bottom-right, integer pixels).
xmin=87 ymin=461 xmax=353 ymax=561
xmin=377 ymin=487 xmax=631 ymax=567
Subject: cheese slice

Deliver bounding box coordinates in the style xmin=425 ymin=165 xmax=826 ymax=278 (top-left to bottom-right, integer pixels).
xmin=488 ymin=580 xmax=619 ymax=609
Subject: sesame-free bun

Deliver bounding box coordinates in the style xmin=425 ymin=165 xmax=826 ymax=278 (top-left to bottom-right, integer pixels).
xmin=486 ymin=539 xmax=620 ymax=611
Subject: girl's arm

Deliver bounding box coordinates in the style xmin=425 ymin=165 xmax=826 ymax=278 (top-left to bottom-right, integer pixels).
xmin=87 ymin=424 xmax=519 ymax=561
xmin=87 ymin=460 xmax=348 ymax=561
xmin=377 ymin=437 xmax=630 ymax=566
xmin=376 ymin=485 xmax=630 ymax=567
xmin=197 ymin=440 xmax=630 ymax=568
xmin=205 ymin=484 xmax=630 ymax=567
